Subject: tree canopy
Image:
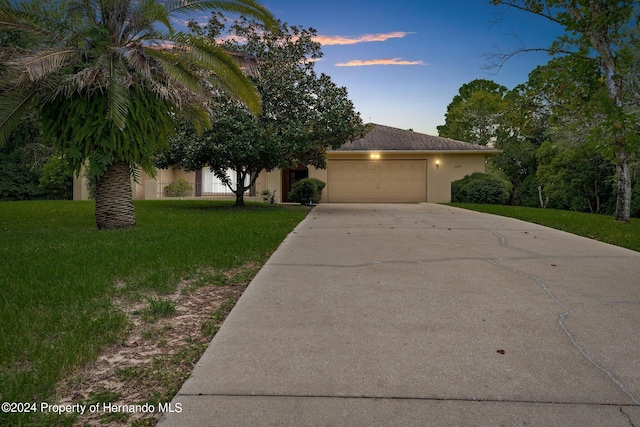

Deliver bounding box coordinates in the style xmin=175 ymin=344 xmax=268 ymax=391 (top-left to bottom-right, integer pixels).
xmin=438 ymin=79 xmax=509 ymax=146
xmin=159 ymin=16 xmax=368 ymax=206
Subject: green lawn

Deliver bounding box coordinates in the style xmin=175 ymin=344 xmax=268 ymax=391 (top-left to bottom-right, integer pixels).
xmin=450 ymin=203 xmax=640 ymax=252
xmin=0 ymin=200 xmax=308 ymax=425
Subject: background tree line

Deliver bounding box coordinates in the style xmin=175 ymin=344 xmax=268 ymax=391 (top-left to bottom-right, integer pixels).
xmin=0 ymin=26 xmax=73 ymax=201
xmin=442 ymin=0 xmax=639 ymax=220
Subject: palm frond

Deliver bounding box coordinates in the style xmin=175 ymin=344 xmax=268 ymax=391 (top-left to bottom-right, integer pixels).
xmin=178 ymin=37 xmax=261 ymax=114
xmin=8 ymin=49 xmax=76 ymax=85
xmin=131 ymin=0 xmax=172 ymax=35
xmin=0 ymin=0 xmax=76 ymax=43
xmin=108 ymin=61 xmax=131 ymax=130
xmin=145 ymin=77 xmax=182 ymax=107
xmin=68 ymin=0 xmax=100 ymax=25
xmin=122 ymin=47 xmax=151 ymax=78
xmin=143 ymin=46 xmax=204 ymax=95
xmin=164 ymin=0 xmax=276 ymax=28
xmin=206 ymin=68 xmax=261 ymax=115
xmin=180 ymin=102 xmax=212 ymax=133
xmin=0 ymin=87 xmax=38 ymax=146
xmin=63 ymin=67 xmax=106 ymax=95
xmin=0 ymin=18 xmax=62 ymax=41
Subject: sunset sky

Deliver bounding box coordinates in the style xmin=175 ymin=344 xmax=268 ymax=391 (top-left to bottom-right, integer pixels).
xmin=189 ymin=0 xmax=565 ymax=135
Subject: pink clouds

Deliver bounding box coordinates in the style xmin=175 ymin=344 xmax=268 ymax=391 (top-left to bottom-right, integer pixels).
xmin=313 ymin=31 xmax=412 ymax=46
xmin=335 ymin=58 xmax=425 ymax=67
xmin=313 ymin=31 xmax=423 ymax=67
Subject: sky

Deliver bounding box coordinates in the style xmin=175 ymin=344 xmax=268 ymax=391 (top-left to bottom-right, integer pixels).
xmin=191 ymin=0 xmax=566 ymax=136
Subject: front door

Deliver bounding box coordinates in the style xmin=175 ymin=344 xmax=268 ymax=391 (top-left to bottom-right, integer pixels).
xmin=281 ymin=166 xmax=309 ymax=202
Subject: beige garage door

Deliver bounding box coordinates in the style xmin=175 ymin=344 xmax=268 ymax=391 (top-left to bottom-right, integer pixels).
xmin=327 ymin=160 xmax=427 ymax=203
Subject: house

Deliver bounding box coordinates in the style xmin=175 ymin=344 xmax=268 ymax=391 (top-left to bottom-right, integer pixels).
xmin=73 ymin=124 xmax=499 ymax=203
xmin=258 ymin=124 xmax=500 ymax=203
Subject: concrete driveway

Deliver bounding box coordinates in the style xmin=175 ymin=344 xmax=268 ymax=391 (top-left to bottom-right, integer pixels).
xmin=159 ymin=203 xmax=640 ymax=426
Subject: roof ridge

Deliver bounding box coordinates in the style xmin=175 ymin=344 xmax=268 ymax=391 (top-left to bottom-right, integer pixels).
xmin=334 ymin=123 xmax=499 ymax=152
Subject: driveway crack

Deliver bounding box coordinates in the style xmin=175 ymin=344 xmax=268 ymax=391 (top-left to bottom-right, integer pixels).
xmin=620 ymin=405 xmax=636 ymax=426
xmin=487 ymin=241 xmax=640 ymax=406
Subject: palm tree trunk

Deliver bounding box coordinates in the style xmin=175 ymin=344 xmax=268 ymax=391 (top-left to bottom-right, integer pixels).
xmin=95 ymin=161 xmax=136 ymax=230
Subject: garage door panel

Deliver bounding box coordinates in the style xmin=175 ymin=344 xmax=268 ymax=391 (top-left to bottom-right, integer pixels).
xmin=327 ymin=159 xmax=427 ymax=203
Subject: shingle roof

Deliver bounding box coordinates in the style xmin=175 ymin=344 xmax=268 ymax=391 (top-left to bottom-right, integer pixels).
xmin=333 ymin=124 xmax=499 ymax=152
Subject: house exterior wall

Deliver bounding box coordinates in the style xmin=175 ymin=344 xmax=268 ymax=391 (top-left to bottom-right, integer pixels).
xmin=73 ymin=173 xmax=91 ymax=201
xmin=258 ymin=170 xmax=284 ymax=203
xmin=73 ymin=152 xmax=488 ymax=203
xmin=258 ymin=166 xmax=329 ymax=203
xmin=137 ymin=168 xmax=197 ymax=200
xmin=322 ymin=151 xmax=487 ymax=204
xmin=308 ymin=167 xmax=328 ymax=203
xmin=255 ymin=152 xmax=487 ymax=204
xmin=426 ymin=153 xmax=487 ymax=203
xmin=74 ymin=168 xmax=240 ymax=201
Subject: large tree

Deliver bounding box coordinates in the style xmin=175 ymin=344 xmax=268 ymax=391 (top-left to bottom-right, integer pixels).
xmin=0 ymin=0 xmax=275 ymax=229
xmin=161 ymin=16 xmax=367 ymax=206
xmin=438 ymin=79 xmax=509 ymax=146
xmin=505 ymin=55 xmax=606 ymax=205
xmin=438 ymin=79 xmax=540 ymax=201
xmin=158 ymin=95 xmax=284 ymax=207
xmin=491 ymin=0 xmax=640 ymax=221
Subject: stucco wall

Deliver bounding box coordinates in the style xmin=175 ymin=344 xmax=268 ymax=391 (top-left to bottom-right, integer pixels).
xmin=426 ymin=153 xmax=487 ymax=203
xmin=137 ymin=169 xmax=198 ymax=200
xmin=256 ymin=153 xmax=487 ymax=204
xmin=73 ymin=153 xmax=489 ymax=203
xmin=308 ymin=167 xmax=328 ymax=203
xmin=258 ymin=170 xmax=284 ymax=203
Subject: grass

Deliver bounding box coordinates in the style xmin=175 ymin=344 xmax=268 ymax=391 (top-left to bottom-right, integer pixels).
xmin=142 ymin=297 xmax=177 ymax=321
xmin=0 ymin=199 xmax=308 ymax=426
xmin=450 ymin=203 xmax=640 ymax=252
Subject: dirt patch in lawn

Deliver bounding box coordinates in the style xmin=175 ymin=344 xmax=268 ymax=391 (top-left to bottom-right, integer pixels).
xmin=55 ymin=265 xmax=257 ymax=426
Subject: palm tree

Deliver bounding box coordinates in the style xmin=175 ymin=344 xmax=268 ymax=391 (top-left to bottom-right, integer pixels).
xmin=0 ymin=0 xmax=275 ymax=229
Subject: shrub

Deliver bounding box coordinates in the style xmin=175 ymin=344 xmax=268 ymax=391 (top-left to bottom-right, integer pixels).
xmin=308 ymin=178 xmax=326 ymax=193
xmin=289 ymin=178 xmax=325 ymax=205
xmin=164 ymin=179 xmax=193 ymax=197
xmin=0 ymin=152 xmax=44 ymax=201
xmin=261 ymin=189 xmax=276 ymax=204
xmin=39 ymin=156 xmax=73 ymax=200
xmin=512 ymin=174 xmax=542 ymax=208
xmin=451 ymin=172 xmax=511 ymax=205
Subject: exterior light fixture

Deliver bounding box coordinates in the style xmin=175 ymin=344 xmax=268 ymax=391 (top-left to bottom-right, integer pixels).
xmin=370 ymin=153 xmax=381 ymax=160
xmin=435 ymin=159 xmax=440 ymax=168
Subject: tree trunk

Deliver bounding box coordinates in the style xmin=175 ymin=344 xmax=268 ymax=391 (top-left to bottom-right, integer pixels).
xmin=538 ymin=186 xmax=548 ymax=208
xmin=234 ymin=190 xmax=245 ymax=207
xmin=615 ymin=150 xmax=631 ymax=223
xmin=95 ymin=161 xmax=136 ymax=230
xmin=560 ymin=1 xmax=632 ymax=221
xmin=233 ymin=169 xmax=245 ymax=207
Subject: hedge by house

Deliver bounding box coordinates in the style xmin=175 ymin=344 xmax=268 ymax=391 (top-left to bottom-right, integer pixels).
xmin=164 ymin=179 xmax=193 ymax=197
xmin=289 ymin=178 xmax=325 ymax=205
xmin=451 ymin=172 xmax=511 ymax=205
